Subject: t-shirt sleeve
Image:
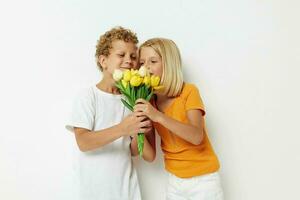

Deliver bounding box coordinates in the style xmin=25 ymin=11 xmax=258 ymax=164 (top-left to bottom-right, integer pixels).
xmin=65 ymin=88 xmax=95 ymax=132
xmin=185 ymin=85 xmax=206 ymax=116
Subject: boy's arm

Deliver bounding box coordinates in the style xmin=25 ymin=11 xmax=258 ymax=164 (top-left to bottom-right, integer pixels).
xmin=74 ymin=125 xmax=123 ymax=152
xmin=130 ymin=127 xmax=156 ymax=162
xmin=74 ymin=113 xmax=151 ymax=152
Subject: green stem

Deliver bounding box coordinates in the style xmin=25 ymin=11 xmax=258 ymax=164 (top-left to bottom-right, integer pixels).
xmin=137 ymin=133 xmax=144 ymax=156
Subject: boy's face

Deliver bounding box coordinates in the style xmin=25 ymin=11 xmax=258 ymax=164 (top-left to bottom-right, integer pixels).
xmin=100 ymin=40 xmax=138 ymax=75
xmin=139 ymin=47 xmax=163 ymax=78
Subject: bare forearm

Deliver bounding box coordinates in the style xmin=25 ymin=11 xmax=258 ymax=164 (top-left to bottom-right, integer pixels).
xmin=157 ymin=113 xmax=203 ymax=145
xmin=134 ymin=98 xmax=204 ymax=145
xmin=75 ymin=125 xmax=123 ymax=152
xmin=142 ymin=133 xmax=156 ymax=162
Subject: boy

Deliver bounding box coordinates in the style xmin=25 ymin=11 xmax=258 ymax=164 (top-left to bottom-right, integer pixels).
xmin=66 ymin=27 xmax=155 ymax=200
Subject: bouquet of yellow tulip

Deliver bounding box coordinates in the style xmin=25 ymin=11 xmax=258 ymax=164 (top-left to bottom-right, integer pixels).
xmin=113 ymin=66 xmax=163 ymax=156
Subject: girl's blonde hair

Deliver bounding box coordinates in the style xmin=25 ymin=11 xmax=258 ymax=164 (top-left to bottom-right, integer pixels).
xmin=140 ymin=38 xmax=184 ymax=97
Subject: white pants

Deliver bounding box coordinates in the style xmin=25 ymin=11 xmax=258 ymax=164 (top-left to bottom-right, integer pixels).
xmin=166 ymin=171 xmax=224 ymax=200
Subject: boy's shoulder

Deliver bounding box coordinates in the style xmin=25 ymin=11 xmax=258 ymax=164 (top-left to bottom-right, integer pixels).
xmin=77 ymin=85 xmax=95 ymax=96
xmin=73 ymin=86 xmax=96 ymax=103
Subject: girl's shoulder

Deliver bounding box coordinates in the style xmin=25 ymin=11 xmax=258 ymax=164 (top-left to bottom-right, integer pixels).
xmin=180 ymin=83 xmax=199 ymax=97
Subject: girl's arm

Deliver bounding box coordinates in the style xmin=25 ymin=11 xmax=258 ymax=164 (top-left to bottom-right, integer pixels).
xmin=74 ymin=113 xmax=152 ymax=152
xmin=130 ymin=126 xmax=156 ymax=162
xmin=134 ymin=99 xmax=204 ymax=145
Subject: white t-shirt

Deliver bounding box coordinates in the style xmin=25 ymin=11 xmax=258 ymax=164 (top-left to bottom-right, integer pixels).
xmin=66 ymin=85 xmax=141 ymax=200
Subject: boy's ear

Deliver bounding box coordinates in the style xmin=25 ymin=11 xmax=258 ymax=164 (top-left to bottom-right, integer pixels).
xmin=99 ymin=55 xmax=107 ymax=70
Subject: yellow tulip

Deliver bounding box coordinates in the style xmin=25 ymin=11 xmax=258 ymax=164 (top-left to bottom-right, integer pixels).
xmin=143 ymin=76 xmax=151 ymax=86
xmin=150 ymin=75 xmax=160 ymax=87
xmin=153 ymin=85 xmax=164 ymax=91
xmin=130 ymin=75 xmax=143 ymax=87
xmin=123 ymin=70 xmax=131 ymax=82
xmin=131 ymin=69 xmax=138 ymax=76
xmin=121 ymin=79 xmax=128 ymax=88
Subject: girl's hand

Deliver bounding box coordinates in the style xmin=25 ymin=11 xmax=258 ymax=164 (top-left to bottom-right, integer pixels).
xmin=134 ymin=99 xmax=162 ymax=122
xmin=144 ymin=122 xmax=154 ymax=136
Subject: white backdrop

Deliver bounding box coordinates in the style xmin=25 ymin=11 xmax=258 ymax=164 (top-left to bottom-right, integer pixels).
xmin=0 ymin=0 xmax=299 ymax=199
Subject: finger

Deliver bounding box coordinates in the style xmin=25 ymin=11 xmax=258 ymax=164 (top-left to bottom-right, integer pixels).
xmin=134 ymin=108 xmax=144 ymax=113
xmin=141 ymin=117 xmax=151 ymax=122
xmin=140 ymin=120 xmax=151 ymax=128
xmin=138 ymin=127 xmax=148 ymax=133
xmin=133 ymin=109 xmax=142 ymax=115
xmin=142 ymin=119 xmax=152 ymax=124
xmin=134 ymin=112 xmax=146 ymax=118
xmin=138 ymin=116 xmax=148 ymax=122
xmin=134 ymin=108 xmax=148 ymax=117
xmin=135 ymin=98 xmax=148 ymax=105
xmin=130 ymin=132 xmax=138 ymax=137
xmin=133 ymin=105 xmax=144 ymax=112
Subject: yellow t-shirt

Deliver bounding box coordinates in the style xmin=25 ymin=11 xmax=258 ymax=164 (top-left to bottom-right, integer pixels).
xmin=154 ymin=83 xmax=220 ymax=178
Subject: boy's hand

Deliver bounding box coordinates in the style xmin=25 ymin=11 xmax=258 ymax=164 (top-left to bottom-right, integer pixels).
xmin=119 ymin=113 xmax=152 ymax=136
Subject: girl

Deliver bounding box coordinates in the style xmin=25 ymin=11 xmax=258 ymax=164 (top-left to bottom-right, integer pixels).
xmin=66 ymin=27 xmax=155 ymax=200
xmin=135 ymin=38 xmax=224 ymax=200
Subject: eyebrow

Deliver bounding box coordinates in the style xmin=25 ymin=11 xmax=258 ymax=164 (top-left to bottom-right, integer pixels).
xmin=115 ymin=51 xmax=137 ymax=55
xmin=141 ymin=56 xmax=158 ymax=59
xmin=149 ymin=56 xmax=159 ymax=59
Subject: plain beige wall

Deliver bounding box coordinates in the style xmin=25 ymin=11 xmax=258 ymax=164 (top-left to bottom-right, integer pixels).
xmin=0 ymin=0 xmax=299 ymax=199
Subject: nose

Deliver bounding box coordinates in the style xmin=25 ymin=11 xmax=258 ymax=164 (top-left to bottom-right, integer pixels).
xmin=144 ymin=64 xmax=152 ymax=73
xmin=125 ymin=55 xmax=132 ymax=63
xmin=125 ymin=55 xmax=135 ymax=67
xmin=144 ymin=63 xmax=150 ymax=70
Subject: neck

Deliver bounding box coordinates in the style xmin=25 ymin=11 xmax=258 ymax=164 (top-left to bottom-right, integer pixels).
xmin=156 ymin=93 xmax=171 ymax=102
xmin=96 ymin=77 xmax=120 ymax=95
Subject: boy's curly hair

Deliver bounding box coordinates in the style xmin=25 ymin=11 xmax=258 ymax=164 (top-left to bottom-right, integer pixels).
xmin=95 ymin=26 xmax=138 ymax=71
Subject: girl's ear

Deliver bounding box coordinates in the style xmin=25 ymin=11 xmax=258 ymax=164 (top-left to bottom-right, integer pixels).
xmin=99 ymin=55 xmax=107 ymax=70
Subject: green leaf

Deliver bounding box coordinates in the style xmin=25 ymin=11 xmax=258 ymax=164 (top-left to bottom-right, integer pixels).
xmin=146 ymin=91 xmax=153 ymax=101
xmin=119 ymin=81 xmax=126 ymax=92
xmin=137 ymin=87 xmax=141 ymax=99
xmin=122 ymin=92 xmax=134 ymax=105
xmin=141 ymin=85 xmax=145 ymax=99
xmin=132 ymin=87 xmax=136 ymax=103
xmin=121 ymin=99 xmax=133 ymax=111
xmin=129 ymin=86 xmax=132 ymax=97
xmin=125 ymin=84 xmax=131 ymax=96
xmin=115 ymin=82 xmax=123 ymax=91
xmin=144 ymin=86 xmax=150 ymax=99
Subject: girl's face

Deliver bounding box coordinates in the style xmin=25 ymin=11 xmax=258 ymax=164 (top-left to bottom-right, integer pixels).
xmin=139 ymin=47 xmax=163 ymax=78
xmin=100 ymin=40 xmax=138 ymax=75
